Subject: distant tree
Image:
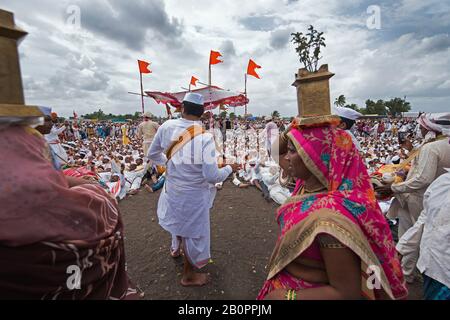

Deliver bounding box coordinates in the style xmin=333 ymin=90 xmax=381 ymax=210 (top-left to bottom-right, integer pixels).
xmin=271 ymin=110 xmax=280 ymax=118
xmin=361 ymin=99 xmax=387 ymax=115
xmin=229 ymin=112 xmax=236 ymax=120
xmin=334 ymin=95 xmax=346 ymax=107
xmin=385 ymin=97 xmax=411 ymax=116
xmin=82 ymin=109 xmax=145 ymax=121
xmin=220 ymin=111 xmax=228 ymax=118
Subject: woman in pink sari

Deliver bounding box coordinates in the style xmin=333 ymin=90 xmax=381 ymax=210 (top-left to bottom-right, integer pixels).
xmin=258 ymin=117 xmax=408 ymax=300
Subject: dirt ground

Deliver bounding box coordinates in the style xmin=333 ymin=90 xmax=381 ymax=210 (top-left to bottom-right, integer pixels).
xmin=119 ymin=181 xmax=423 ymax=300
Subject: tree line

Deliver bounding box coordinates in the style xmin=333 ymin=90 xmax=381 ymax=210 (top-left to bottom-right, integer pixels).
xmin=334 ymin=95 xmax=412 ymax=116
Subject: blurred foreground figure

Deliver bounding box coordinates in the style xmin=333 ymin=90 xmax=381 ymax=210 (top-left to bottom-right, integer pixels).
xmin=0 ymin=9 xmax=139 ymax=299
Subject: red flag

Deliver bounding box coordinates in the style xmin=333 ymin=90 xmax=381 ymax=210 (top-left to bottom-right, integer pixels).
xmin=190 ymin=76 xmax=199 ymax=87
xmin=138 ymin=60 xmax=152 ymax=74
xmin=247 ymin=59 xmax=261 ymax=79
xmin=209 ymin=50 xmax=223 ymax=65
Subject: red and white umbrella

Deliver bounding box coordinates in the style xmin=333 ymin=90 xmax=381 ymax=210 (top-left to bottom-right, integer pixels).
xmin=146 ymin=85 xmax=248 ymax=110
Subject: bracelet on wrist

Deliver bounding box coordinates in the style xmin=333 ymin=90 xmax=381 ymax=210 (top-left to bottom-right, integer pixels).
xmin=285 ymin=289 xmax=297 ymax=300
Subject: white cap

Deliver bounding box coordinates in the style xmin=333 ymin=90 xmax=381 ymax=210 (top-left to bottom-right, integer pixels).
xmin=183 ymin=92 xmax=204 ymax=106
xmin=265 ymin=116 xmax=272 ymax=121
xmin=332 ymin=106 xmax=362 ymax=120
xmin=143 ymin=112 xmax=153 ymax=118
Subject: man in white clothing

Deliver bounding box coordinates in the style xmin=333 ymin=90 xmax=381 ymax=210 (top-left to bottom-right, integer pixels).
xmin=45 ymin=113 xmax=68 ymax=166
xmin=264 ymin=116 xmax=278 ymax=159
xmin=378 ymin=113 xmax=450 ymax=240
xmin=148 ymin=92 xmax=239 ymax=286
xmin=332 ymin=106 xmax=363 ymax=151
xmin=395 ymin=116 xmax=450 ymax=292
xmin=137 ymin=112 xmax=159 ymax=161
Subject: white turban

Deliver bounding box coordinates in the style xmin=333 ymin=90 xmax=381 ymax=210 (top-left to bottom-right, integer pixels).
xmin=418 ymin=113 xmax=450 ymax=134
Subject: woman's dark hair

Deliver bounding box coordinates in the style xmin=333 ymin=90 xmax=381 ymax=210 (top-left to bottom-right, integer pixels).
xmin=340 ymin=117 xmax=355 ymax=130
xmin=183 ymin=101 xmax=204 ymax=117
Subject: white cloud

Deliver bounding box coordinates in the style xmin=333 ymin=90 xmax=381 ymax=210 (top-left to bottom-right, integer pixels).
xmin=1 ymin=0 xmax=449 ymax=117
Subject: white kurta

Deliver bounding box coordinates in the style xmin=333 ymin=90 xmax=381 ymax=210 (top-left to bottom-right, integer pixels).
xmin=347 ymin=130 xmax=362 ymax=152
xmin=390 ymin=138 xmax=450 ymax=236
xmin=45 ymin=125 xmax=68 ymax=164
xmin=396 ymin=169 xmax=450 ymax=288
xmin=148 ymin=118 xmax=232 ymax=251
xmin=265 ymin=121 xmax=278 ymax=151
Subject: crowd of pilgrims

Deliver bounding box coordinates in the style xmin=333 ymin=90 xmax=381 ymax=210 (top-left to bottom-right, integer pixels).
xmin=48 ymin=114 xmax=420 ymax=207
xmin=3 ymin=105 xmax=450 ymax=300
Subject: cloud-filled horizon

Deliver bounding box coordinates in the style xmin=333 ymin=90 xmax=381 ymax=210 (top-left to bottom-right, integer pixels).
xmin=2 ymin=0 xmax=450 ymax=117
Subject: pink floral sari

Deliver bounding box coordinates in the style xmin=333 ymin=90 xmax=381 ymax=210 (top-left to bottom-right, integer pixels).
xmin=258 ymin=125 xmax=408 ymax=300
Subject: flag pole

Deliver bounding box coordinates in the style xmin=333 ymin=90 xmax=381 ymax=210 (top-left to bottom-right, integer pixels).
xmin=244 ymin=73 xmax=248 ymax=116
xmin=208 ymin=63 xmax=212 ymax=87
xmin=139 ymin=71 xmax=145 ymax=114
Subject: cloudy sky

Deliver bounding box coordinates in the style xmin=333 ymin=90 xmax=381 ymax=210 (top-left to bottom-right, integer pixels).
xmin=2 ymin=0 xmax=450 ymax=117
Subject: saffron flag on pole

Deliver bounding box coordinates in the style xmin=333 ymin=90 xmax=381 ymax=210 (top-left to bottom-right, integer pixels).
xmin=190 ymin=76 xmax=199 ymax=87
xmin=247 ymin=59 xmax=261 ymax=79
xmin=209 ymin=50 xmax=223 ymax=65
xmin=138 ymin=60 xmax=152 ymax=74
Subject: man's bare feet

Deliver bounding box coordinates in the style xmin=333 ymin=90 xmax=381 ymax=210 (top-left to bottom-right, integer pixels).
xmin=180 ymin=273 xmax=210 ymax=287
xmin=170 ymin=248 xmax=181 ymax=258
xmin=144 ymin=185 xmax=154 ymax=193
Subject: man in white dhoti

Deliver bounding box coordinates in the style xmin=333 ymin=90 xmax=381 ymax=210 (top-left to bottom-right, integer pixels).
xmin=264 ymin=116 xmax=278 ymax=159
xmin=148 ymin=93 xmax=239 ymax=286
xmin=378 ymin=113 xmax=450 ymax=244
xmin=44 ymin=113 xmax=68 ymax=167
xmin=137 ymin=112 xmax=159 ymax=161
xmin=395 ymin=115 xmax=450 ymax=287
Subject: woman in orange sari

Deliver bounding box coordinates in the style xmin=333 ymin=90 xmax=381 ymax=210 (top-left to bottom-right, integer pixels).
xmin=258 ymin=117 xmax=408 ymax=300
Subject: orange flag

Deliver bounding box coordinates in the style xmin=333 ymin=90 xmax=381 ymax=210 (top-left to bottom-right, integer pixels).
xmin=247 ymin=59 xmax=261 ymax=79
xmin=190 ymin=76 xmax=199 ymax=87
xmin=209 ymin=50 xmax=223 ymax=65
xmin=138 ymin=60 xmax=152 ymax=74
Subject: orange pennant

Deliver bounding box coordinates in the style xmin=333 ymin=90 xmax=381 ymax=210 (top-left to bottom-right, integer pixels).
xmin=209 ymin=50 xmax=223 ymax=65
xmin=247 ymin=59 xmax=261 ymax=79
xmin=138 ymin=60 xmax=152 ymax=74
xmin=190 ymin=76 xmax=199 ymax=87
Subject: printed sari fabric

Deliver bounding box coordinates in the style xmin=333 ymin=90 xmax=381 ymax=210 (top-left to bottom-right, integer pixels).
xmin=0 ymin=126 xmax=139 ymax=299
xmin=258 ymin=125 xmax=408 ymax=300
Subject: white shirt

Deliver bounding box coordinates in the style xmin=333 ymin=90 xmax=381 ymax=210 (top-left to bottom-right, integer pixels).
xmin=148 ymin=118 xmax=232 ymax=191
xmin=265 ymin=121 xmax=278 ymax=145
xmin=397 ymin=169 xmax=450 ymax=288
xmin=347 ymin=130 xmax=362 ymax=152
xmin=45 ymin=125 xmax=66 ymax=144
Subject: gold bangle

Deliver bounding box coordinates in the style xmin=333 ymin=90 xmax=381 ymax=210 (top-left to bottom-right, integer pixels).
xmin=285 ymin=289 xmax=297 ymax=300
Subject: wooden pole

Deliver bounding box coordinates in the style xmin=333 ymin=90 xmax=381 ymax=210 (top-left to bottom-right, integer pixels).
xmin=244 ymin=73 xmax=248 ymax=116
xmin=139 ymin=72 xmax=145 ymax=114
xmin=209 ymin=63 xmax=212 ymax=87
